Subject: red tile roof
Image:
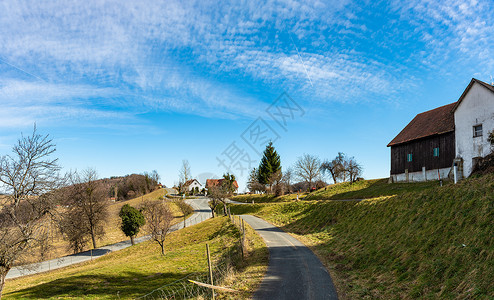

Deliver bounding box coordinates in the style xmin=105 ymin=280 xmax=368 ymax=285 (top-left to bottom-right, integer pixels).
xmin=388 ymin=78 xmax=494 ymax=147
xmin=206 ymin=179 xmax=239 ymax=188
xmin=387 ymin=102 xmax=456 ymax=147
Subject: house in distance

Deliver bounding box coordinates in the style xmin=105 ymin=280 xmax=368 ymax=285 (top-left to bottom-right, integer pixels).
xmin=388 ymin=78 xmax=494 ymax=182
xmin=184 ymin=179 xmax=202 ymax=193
xmin=205 ymin=178 xmax=239 ymax=194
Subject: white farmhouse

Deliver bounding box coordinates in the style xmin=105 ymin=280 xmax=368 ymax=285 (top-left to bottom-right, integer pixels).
xmin=454 ymin=79 xmax=494 ymax=177
xmin=388 ymin=78 xmax=494 ymax=182
xmin=184 ymin=179 xmax=202 ymax=193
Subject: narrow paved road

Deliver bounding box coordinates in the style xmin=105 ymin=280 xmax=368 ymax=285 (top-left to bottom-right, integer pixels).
xmin=6 ymin=197 xmax=212 ymax=279
xmin=241 ymin=215 xmax=338 ymax=300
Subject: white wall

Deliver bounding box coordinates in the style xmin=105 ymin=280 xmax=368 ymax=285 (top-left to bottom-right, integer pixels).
xmin=454 ymin=83 xmax=494 ymax=177
xmin=392 ymin=167 xmax=451 ymax=182
xmin=187 ymin=181 xmax=202 ymax=191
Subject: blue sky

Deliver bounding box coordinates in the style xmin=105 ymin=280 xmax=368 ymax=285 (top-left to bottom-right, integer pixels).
xmin=1 ymin=0 xmax=494 ymax=190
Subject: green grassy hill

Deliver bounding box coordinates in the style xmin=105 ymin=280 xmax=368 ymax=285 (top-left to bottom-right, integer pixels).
xmin=232 ymin=178 xmax=443 ymax=203
xmin=38 ymin=189 xmax=187 ymax=263
xmin=4 ymin=217 xmax=267 ymax=299
xmin=229 ymin=175 xmax=494 ymax=299
xmin=305 ymin=178 xmax=443 ymax=200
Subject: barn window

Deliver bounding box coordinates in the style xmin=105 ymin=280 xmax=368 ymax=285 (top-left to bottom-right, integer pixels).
xmin=433 ymin=147 xmax=439 ymax=157
xmin=473 ymin=124 xmax=483 ymax=137
xmin=407 ymin=153 xmax=413 ymax=162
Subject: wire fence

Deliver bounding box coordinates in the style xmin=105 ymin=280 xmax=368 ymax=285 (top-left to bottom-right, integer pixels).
xmin=136 ymin=214 xmax=246 ymax=300
xmin=135 ymin=255 xmax=237 ymax=300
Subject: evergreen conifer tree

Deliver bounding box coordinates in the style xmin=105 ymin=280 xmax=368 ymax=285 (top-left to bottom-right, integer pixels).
xmin=258 ymin=142 xmax=281 ymax=186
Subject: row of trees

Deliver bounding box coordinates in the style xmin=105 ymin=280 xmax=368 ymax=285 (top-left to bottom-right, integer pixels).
xmin=107 ymin=171 xmax=160 ymax=201
xmin=59 ymin=169 xmax=108 ymax=252
xmin=247 ymin=143 xmax=363 ymax=195
xmin=0 ymin=128 xmax=169 ymax=297
xmin=58 ymin=168 xmax=163 ymax=253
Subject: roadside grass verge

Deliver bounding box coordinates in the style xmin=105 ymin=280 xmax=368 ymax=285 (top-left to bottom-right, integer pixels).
xmin=216 ymin=216 xmax=269 ymax=299
xmin=4 ymin=217 xmax=268 ymax=299
xmin=229 ymin=175 xmax=494 ymax=299
xmin=232 ymin=178 xmax=443 ymax=203
xmin=232 ymin=192 xmax=307 ymax=203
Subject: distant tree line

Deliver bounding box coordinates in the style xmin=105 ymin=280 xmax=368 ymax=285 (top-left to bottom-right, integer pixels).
xmin=104 ymin=171 xmax=160 ymax=201
xmin=247 ymin=143 xmax=363 ymax=195
xmin=320 ymin=152 xmax=363 ymax=184
xmin=0 ymin=127 xmax=179 ymax=296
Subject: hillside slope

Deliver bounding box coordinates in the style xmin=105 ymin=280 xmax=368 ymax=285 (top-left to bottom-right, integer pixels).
xmin=232 ymin=178 xmax=442 ymax=203
xmin=230 ymin=175 xmax=494 ymax=299
xmin=38 ymin=189 xmax=184 ymax=262
xmin=4 ymin=217 xmax=268 ymax=299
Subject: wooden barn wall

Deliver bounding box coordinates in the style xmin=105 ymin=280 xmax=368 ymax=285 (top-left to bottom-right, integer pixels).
xmin=390 ymin=132 xmax=455 ymax=175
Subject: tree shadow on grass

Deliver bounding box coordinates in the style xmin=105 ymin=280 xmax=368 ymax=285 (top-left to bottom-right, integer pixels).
xmin=5 ymin=270 xmax=201 ymax=299
xmin=227 ymin=204 xmax=265 ymax=215
xmin=307 ymin=179 xmax=442 ymax=201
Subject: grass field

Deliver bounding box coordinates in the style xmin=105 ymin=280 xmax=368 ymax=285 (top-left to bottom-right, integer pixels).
xmin=305 ymin=178 xmax=445 ymax=200
xmin=231 ymin=192 xmax=304 ymax=203
xmin=229 ymin=175 xmax=494 ymax=299
xmin=232 ymin=178 xmax=445 ymax=203
xmin=4 ymin=217 xmax=268 ymax=299
xmin=40 ymin=189 xmax=188 ymax=263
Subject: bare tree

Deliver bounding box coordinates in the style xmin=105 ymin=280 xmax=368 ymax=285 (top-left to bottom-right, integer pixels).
xmin=207 ymin=185 xmax=228 ymax=218
xmin=282 ymin=167 xmax=294 ymax=194
xmin=173 ymin=198 xmax=193 ymax=228
xmin=178 ymin=160 xmax=191 ymax=194
xmin=347 ymin=157 xmax=363 ymax=182
xmin=320 ymin=160 xmax=339 ymax=184
xmin=58 ymin=204 xmax=90 ymax=253
xmin=321 ymin=152 xmax=347 ymax=183
xmin=0 ymin=127 xmax=61 ymax=298
xmin=269 ymin=170 xmax=283 ymax=196
xmin=60 ymin=169 xmax=109 ymax=250
xmin=142 ymin=200 xmax=174 ymax=255
xmin=338 ymin=153 xmax=349 ymax=182
xmin=149 ymin=170 xmax=160 ymax=185
xmin=247 ymin=168 xmax=264 ymax=194
xmin=294 ymin=154 xmax=321 ymax=191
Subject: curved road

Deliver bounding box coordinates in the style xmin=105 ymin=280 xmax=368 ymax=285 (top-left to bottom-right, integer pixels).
xmin=8 ymin=196 xmax=339 ymax=300
xmin=241 ymin=215 xmax=338 ymax=300
xmin=6 ymin=196 xmax=212 ymax=279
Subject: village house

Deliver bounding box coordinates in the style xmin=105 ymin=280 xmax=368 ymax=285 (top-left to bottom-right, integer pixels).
xmin=183 ymin=179 xmax=202 ymax=193
xmin=205 ymin=178 xmax=239 ymax=193
xmin=388 ymin=78 xmax=494 ymax=182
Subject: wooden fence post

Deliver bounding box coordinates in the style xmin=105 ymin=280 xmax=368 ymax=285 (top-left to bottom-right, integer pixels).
xmin=241 ymin=218 xmax=245 ymax=259
xmin=206 ymin=243 xmax=215 ymax=300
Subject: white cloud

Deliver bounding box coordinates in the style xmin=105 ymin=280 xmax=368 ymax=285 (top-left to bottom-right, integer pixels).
xmin=0 ymin=80 xmax=117 ymax=104
xmin=392 ymin=0 xmax=494 ymax=72
xmin=1 ymin=0 xmax=492 ymax=128
xmin=0 ymin=104 xmax=134 ymax=128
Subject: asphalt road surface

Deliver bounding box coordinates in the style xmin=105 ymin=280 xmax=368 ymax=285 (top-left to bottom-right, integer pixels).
xmin=6 ymin=196 xmax=212 ymax=280
xmin=241 ymin=215 xmax=338 ymax=300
